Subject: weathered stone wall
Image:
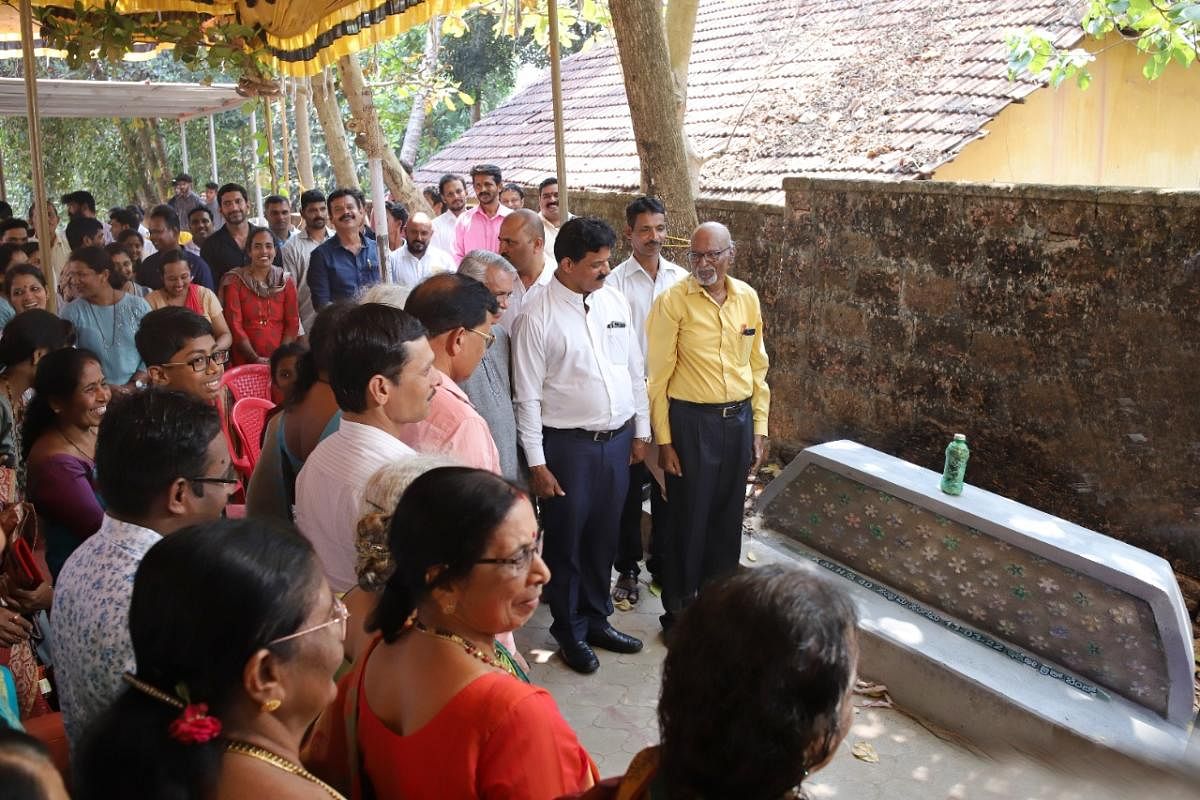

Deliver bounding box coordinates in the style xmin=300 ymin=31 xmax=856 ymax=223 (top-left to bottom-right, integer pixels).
xmin=561 ymin=180 xmax=1200 ymax=574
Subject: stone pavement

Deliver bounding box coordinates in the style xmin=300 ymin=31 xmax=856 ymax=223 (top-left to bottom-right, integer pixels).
xmin=514 ymin=564 xmax=1200 ymax=800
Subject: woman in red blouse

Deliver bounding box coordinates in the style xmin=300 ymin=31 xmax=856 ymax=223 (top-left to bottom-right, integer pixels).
xmin=221 ymin=227 xmax=299 ymax=366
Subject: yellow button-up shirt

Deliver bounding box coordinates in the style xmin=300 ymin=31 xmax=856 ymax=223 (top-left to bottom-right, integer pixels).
xmin=646 ymin=274 xmax=770 ymax=444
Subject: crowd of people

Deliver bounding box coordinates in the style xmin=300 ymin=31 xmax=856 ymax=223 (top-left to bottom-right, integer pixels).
xmin=0 ymin=164 xmax=858 ymax=800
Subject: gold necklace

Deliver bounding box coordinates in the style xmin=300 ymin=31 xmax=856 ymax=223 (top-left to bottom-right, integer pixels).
xmin=410 ymin=618 xmax=518 ymax=678
xmin=225 ymin=740 xmax=346 ymax=799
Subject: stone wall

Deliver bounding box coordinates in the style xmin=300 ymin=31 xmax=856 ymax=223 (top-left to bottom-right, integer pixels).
xmin=562 ymin=180 xmax=1200 ymax=574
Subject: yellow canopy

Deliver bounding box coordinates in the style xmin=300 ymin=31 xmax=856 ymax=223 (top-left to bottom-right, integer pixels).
xmin=32 ymin=0 xmax=476 ymax=78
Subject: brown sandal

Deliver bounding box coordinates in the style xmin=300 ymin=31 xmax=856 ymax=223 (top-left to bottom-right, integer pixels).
xmin=612 ymin=573 xmax=640 ymax=607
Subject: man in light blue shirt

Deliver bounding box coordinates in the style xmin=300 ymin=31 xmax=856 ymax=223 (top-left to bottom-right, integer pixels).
xmin=308 ymin=188 xmax=381 ymax=309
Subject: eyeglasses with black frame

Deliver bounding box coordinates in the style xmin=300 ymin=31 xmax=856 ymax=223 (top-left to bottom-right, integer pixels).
xmin=475 ymin=530 xmax=544 ymax=576
xmin=686 ymin=246 xmax=732 ymax=265
xmin=161 ymin=349 xmax=231 ymax=373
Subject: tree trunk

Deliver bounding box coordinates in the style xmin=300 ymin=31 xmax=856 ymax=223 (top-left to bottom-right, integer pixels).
xmin=610 ymin=0 xmax=698 ymax=237
xmin=337 ymin=53 xmax=431 ymax=214
xmin=665 ymin=0 xmax=703 ymax=189
xmin=311 ymin=67 xmax=360 ymax=189
xmin=400 ymin=17 xmax=442 ymax=168
xmin=294 ymin=77 xmax=316 ymax=191
xmin=147 ymin=120 xmax=172 ymax=200
xmin=118 ymin=120 xmax=156 ymax=204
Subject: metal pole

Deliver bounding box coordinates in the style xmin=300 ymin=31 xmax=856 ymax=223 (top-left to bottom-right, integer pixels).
xmin=179 ymin=118 xmax=190 ymax=174
xmin=369 ymin=157 xmax=389 ymax=282
xmin=249 ymin=108 xmax=264 ymax=217
xmin=547 ymin=0 xmax=568 ymax=220
xmin=208 ymin=114 xmax=218 ymax=183
xmin=0 ymin=147 xmax=7 ymax=201
xmin=19 ymin=0 xmax=54 ymax=312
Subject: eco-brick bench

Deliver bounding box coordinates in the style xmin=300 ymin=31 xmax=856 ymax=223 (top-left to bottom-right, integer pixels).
xmin=750 ymin=440 xmax=1195 ymax=767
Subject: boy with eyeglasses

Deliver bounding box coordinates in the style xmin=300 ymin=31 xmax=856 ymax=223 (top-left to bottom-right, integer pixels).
xmin=135 ymin=306 xmax=229 ymax=404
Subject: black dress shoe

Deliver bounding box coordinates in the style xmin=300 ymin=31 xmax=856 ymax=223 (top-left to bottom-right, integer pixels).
xmin=587 ymin=624 xmax=644 ymax=654
xmin=559 ymin=640 xmax=600 ymax=674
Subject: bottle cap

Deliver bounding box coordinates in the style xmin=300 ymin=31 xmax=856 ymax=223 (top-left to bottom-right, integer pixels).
xmin=953 ymin=433 xmax=966 ymax=441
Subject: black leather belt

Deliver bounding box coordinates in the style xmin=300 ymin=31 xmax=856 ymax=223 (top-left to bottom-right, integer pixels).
xmin=671 ymin=398 xmax=750 ymax=418
xmin=545 ymin=418 xmax=632 ymax=442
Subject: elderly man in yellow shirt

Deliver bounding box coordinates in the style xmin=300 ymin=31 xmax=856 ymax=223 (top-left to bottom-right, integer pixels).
xmin=646 ymin=221 xmax=770 ymax=633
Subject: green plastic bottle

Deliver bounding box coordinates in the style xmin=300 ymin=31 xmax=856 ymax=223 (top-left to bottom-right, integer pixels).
xmin=939 ymin=434 xmax=969 ymax=496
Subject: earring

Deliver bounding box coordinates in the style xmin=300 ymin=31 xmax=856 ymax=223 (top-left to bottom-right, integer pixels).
xmin=261 ymin=698 xmax=281 ymax=713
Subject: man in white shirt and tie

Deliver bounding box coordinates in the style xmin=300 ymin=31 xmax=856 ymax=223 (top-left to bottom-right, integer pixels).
xmin=295 ymin=303 xmax=438 ymax=593
xmin=607 ymin=196 xmax=689 ymax=606
xmin=388 ymin=211 xmax=456 ymax=287
xmin=512 ymin=217 xmax=649 ymax=674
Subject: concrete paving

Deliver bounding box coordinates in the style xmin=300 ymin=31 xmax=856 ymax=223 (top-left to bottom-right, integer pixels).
xmin=514 ymin=556 xmax=1200 ymax=799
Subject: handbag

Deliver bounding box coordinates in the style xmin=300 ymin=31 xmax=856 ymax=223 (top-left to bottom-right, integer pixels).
xmin=1 ymin=503 xmax=43 ymax=591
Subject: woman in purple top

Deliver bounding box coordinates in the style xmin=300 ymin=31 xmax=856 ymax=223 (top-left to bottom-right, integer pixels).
xmin=23 ymin=347 xmax=109 ymax=577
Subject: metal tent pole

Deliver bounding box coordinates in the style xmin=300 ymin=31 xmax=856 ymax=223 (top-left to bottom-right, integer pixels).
xmin=249 ymin=108 xmax=264 ymax=216
xmin=208 ymin=114 xmax=218 ymax=183
xmin=179 ymin=118 xmax=190 ymax=174
xmin=19 ymin=0 xmax=54 ymax=311
xmin=547 ymin=0 xmax=568 ymax=221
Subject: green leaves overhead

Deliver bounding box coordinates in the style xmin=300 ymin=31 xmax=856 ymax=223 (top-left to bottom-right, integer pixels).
xmin=1006 ymin=0 xmax=1199 ymax=89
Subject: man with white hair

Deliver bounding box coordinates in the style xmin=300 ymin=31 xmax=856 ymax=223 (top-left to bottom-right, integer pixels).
xmin=388 ymin=211 xmax=455 ymax=287
xmin=457 ymin=249 xmax=520 ymax=480
xmin=646 ymin=221 xmax=771 ymax=635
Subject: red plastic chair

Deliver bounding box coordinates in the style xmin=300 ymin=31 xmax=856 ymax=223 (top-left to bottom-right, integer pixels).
xmin=229 ymin=397 xmax=275 ymax=483
xmin=221 ymin=363 xmax=272 ymax=404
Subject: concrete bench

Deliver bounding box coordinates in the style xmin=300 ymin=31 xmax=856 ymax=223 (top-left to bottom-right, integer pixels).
xmin=750 ymin=439 xmax=1195 ymax=766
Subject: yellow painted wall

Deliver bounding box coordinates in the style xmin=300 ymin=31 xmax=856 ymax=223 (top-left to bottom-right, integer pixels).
xmin=934 ymin=36 xmax=1200 ymax=188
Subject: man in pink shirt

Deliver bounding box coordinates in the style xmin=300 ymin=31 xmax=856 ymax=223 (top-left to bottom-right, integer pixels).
xmin=397 ymin=273 xmax=503 ymax=471
xmin=452 ymin=164 xmax=513 ymax=263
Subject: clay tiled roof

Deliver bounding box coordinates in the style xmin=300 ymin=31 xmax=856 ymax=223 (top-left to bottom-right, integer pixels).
xmin=414 ymin=0 xmax=1083 ymax=205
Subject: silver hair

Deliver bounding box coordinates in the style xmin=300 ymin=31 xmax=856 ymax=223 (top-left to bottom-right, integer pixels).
xmin=358 ymin=282 xmax=412 ymax=309
xmin=458 ymin=249 xmax=517 ymax=284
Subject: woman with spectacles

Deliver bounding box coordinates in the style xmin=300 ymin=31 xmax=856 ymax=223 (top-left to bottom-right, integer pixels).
xmin=146 ymin=250 xmax=234 ymax=352
xmin=306 ymin=466 xmax=598 ymax=799
xmin=76 ymin=518 xmax=348 ymax=800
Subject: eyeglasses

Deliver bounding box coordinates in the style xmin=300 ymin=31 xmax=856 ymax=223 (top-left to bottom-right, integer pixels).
xmin=686 ymin=247 xmax=731 ymax=265
xmin=161 ymin=350 xmax=230 ymax=373
xmin=269 ymin=595 xmax=350 ymax=646
xmin=476 ymin=531 xmax=544 ymax=576
xmin=466 ymin=327 xmax=495 ymax=349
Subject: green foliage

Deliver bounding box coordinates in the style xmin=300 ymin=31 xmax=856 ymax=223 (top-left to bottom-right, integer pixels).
xmin=34 ymin=3 xmax=269 ymax=78
xmin=1006 ymin=0 xmax=1200 ymax=88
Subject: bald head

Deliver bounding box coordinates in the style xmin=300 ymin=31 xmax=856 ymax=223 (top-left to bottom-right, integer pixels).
xmin=689 ymin=221 xmax=735 ymax=288
xmin=405 ymin=211 xmax=434 ymax=256
xmin=691 ymin=221 xmax=732 ymax=248
xmin=498 ymin=209 xmax=546 ymax=274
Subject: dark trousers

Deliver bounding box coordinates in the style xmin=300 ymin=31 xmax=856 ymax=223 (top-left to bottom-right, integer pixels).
xmin=615 ymin=462 xmax=667 ymax=579
xmin=540 ymin=423 xmax=633 ymax=644
xmin=662 ymin=400 xmax=752 ymax=618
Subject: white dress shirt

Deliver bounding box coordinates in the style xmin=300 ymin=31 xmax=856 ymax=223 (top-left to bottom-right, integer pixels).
xmin=388 ymin=242 xmax=456 ymax=287
xmin=512 ymin=277 xmax=650 ymax=467
xmin=295 ymin=419 xmax=415 ymax=592
xmin=538 ymin=211 xmax=575 ymax=257
xmin=497 ymin=260 xmax=556 ymax=335
xmin=430 ymin=210 xmax=461 ymax=258
xmin=280 ymin=226 xmax=333 ymax=331
xmin=608 ymin=255 xmax=688 ymax=361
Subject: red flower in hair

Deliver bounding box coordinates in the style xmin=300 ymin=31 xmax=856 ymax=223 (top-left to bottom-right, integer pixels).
xmin=168 ymin=703 xmax=222 ymax=744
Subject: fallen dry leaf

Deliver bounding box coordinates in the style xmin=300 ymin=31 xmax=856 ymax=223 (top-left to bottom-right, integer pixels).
xmin=851 ymin=741 xmax=880 ymax=763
